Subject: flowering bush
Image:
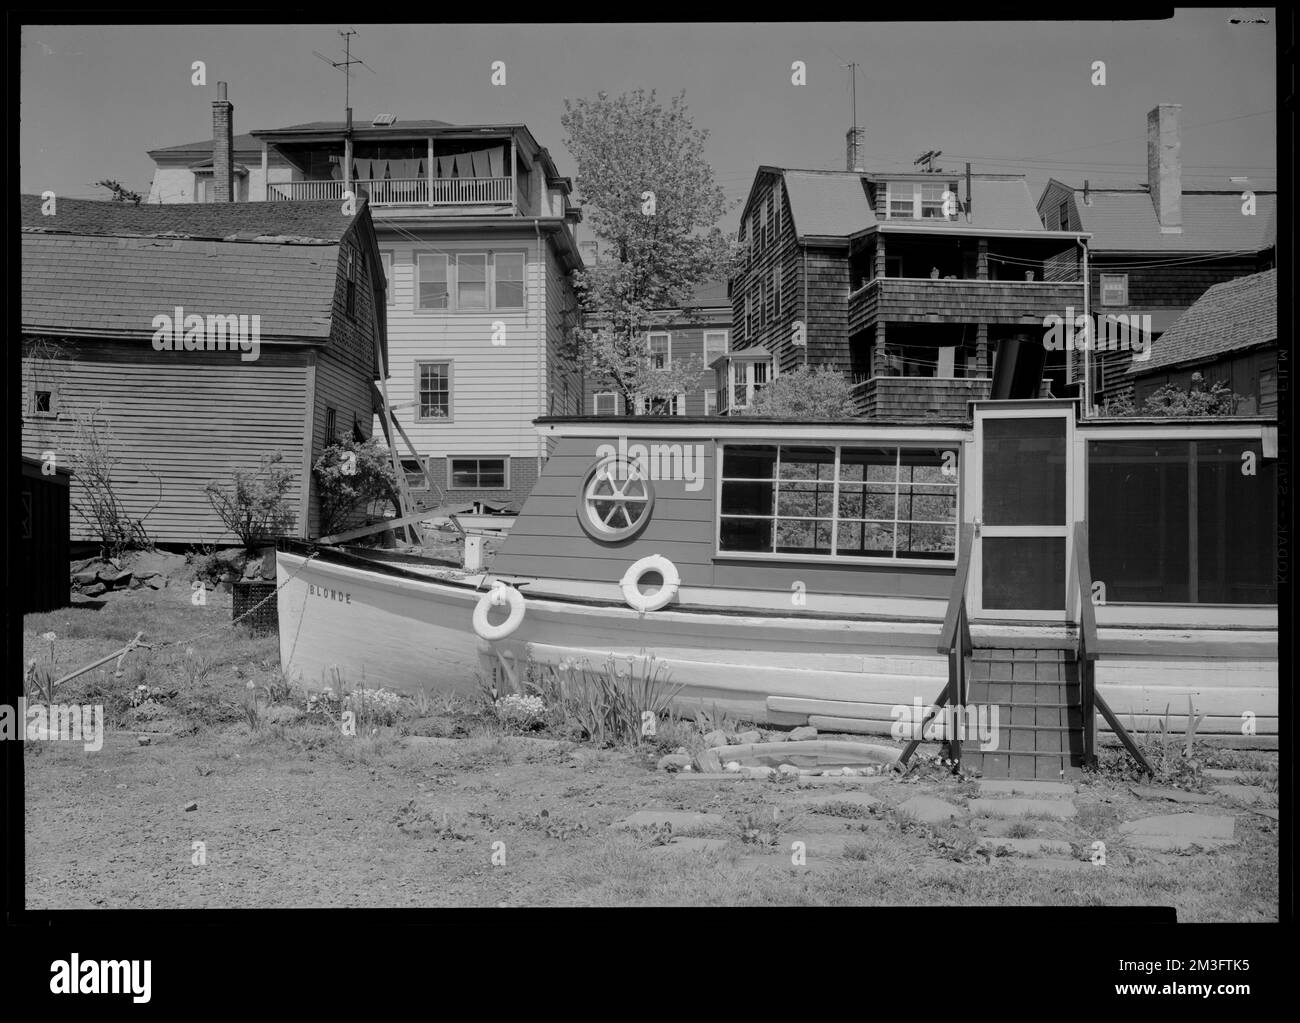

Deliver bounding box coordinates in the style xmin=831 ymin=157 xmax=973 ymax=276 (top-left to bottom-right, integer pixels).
xmin=495 ymin=693 xmax=546 ymax=730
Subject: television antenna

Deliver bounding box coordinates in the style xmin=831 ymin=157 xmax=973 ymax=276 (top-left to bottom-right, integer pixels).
xmin=913 ymin=150 xmax=943 ymax=173
xmin=313 ymin=28 xmax=375 ymax=113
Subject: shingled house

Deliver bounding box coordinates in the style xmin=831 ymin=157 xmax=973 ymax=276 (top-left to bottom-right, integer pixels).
xmin=20 ymin=196 xmax=388 ymax=545
xmin=728 ymin=147 xmax=1088 ymax=419
xmin=1127 ymin=267 xmax=1277 ymax=414
xmin=1036 ymin=104 xmax=1277 ymax=410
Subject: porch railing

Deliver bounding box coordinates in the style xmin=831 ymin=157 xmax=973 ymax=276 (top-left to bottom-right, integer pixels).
xmin=900 ymin=521 xmax=975 ymax=767
xmin=1073 ymin=520 xmax=1154 ymax=776
xmin=268 ymin=176 xmax=513 ymax=206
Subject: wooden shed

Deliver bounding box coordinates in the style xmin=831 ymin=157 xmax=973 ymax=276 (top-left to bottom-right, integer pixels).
xmin=21 ymin=455 xmax=72 ymax=613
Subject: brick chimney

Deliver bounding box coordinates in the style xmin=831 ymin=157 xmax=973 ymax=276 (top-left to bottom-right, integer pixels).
xmin=1147 ymin=103 xmax=1182 ymax=232
xmin=845 ymin=127 xmax=865 ymax=172
xmin=212 ymin=82 xmax=234 ymax=202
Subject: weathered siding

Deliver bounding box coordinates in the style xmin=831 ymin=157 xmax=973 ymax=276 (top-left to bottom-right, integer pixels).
xmin=21 ymin=345 xmax=311 ymax=545
xmin=733 ymin=173 xmax=803 ymax=375
xmin=1132 ymin=348 xmax=1277 ymax=414
xmin=851 ymin=279 xmax=1085 ymax=326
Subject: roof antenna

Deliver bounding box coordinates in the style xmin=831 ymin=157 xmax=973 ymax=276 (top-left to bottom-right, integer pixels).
xmin=313 ymin=29 xmax=375 ymax=193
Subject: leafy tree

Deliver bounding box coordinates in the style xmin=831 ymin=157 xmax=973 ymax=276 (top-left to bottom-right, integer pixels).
xmin=562 ymin=89 xmax=740 ymax=414
xmin=204 ymin=451 xmax=296 ymax=550
xmin=740 ymin=365 xmax=860 ymax=419
xmin=313 ymin=435 xmax=400 ymax=537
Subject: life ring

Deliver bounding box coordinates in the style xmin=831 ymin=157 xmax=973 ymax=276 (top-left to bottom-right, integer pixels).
xmin=620 ymin=555 xmax=680 ymax=612
xmin=473 ymin=583 xmax=526 ymax=641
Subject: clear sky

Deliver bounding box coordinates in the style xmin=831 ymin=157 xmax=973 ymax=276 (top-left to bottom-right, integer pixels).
xmin=20 ymin=12 xmax=1277 ymax=230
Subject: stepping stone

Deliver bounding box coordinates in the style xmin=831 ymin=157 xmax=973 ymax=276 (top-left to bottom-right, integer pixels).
xmin=799 ymin=791 xmax=882 ymax=810
xmin=796 ymin=774 xmax=888 ymax=788
xmin=650 ymin=837 xmax=729 ymax=855
xmin=1213 ymin=784 xmax=1272 ymax=804
xmin=1130 ymin=785 xmax=1216 ymax=804
xmin=1118 ymin=813 xmax=1235 ymax=851
xmin=978 ymin=780 xmax=1075 ymax=797
xmin=967 ymin=798 xmax=1077 ymax=819
xmin=895 ymin=795 xmax=963 ymax=824
xmin=612 ymin=810 xmax=725 ymax=831
xmin=979 ymin=837 xmax=1074 ymax=856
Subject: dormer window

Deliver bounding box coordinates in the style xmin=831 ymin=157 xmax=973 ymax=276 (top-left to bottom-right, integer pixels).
xmin=886 ymin=181 xmax=957 ymax=220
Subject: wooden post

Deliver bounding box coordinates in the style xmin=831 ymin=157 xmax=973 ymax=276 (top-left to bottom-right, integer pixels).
xmin=427 ymin=137 xmax=435 ymax=206
xmin=976 ymin=323 xmax=989 ymax=378
xmin=874 ymin=234 xmax=886 ymax=279
xmin=261 ymin=142 xmax=269 ymax=201
xmin=872 ymin=322 xmax=887 ymax=377
xmin=976 ymin=238 xmax=989 ymax=280
xmin=509 ymin=136 xmax=518 ymax=215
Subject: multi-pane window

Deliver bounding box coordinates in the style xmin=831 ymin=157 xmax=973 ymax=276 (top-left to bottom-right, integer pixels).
xmin=1058 ymin=201 xmax=1070 ymax=231
xmin=1100 ymin=273 xmax=1128 ymax=306
xmin=920 ymin=182 xmax=949 ymax=219
xmin=744 ymin=292 xmax=753 ymax=340
xmin=765 ymin=194 xmax=774 ymax=247
xmin=448 ymin=457 xmax=507 ymax=490
xmin=889 ymin=182 xmax=915 ymax=219
xmin=703 ymin=330 xmax=729 ymax=366
xmin=647 ymin=332 xmax=670 ymax=369
xmin=325 ymin=407 xmax=337 ymax=442
xmin=416 ymin=361 xmax=451 ymax=420
xmin=704 ymin=390 xmax=718 ymax=415
xmin=756 ymin=204 xmax=765 ymax=253
xmin=494 ymin=253 xmax=525 ymax=309
xmin=457 ymin=254 xmax=488 ymax=310
xmin=344 ymin=248 xmax=357 ymax=318
xmin=594 ymin=392 xmax=617 ymax=416
xmin=718 ymin=445 xmax=958 ymax=561
xmin=417 ymin=254 xmax=449 ymax=309
xmin=773 ymin=266 xmax=782 ymax=319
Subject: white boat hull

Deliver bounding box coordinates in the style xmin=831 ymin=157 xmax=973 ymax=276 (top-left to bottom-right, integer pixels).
xmin=276 ymin=549 xmax=1277 ymax=738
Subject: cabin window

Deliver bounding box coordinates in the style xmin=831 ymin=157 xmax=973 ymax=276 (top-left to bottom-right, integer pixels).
xmin=594 ymin=392 xmax=618 ymax=415
xmin=920 ymin=183 xmax=948 ymax=219
xmin=494 ymin=253 xmax=525 ymax=309
xmin=1087 ymin=439 xmax=1276 ymax=604
xmin=647 ymin=332 xmax=671 ymax=369
xmin=325 ymin=407 xmax=337 ymax=443
xmin=1099 ymin=273 xmax=1128 ymax=306
xmin=417 ymin=254 xmax=449 ymax=310
xmin=416 ymin=361 xmax=452 ymax=420
xmin=704 ymin=390 xmax=718 ymax=415
xmin=380 ymin=251 xmax=394 ymax=305
xmin=773 ymin=266 xmax=782 ymax=319
xmin=718 ymin=444 xmax=958 ymax=561
xmin=1058 ymin=201 xmax=1070 ymax=231
xmin=28 ymin=383 xmax=58 ymax=417
xmin=578 ymin=456 xmax=655 ymax=542
xmin=401 ymin=457 xmax=432 ymax=491
xmin=448 ymin=457 xmax=508 ymax=490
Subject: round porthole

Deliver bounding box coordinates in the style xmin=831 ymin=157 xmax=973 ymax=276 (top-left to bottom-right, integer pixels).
xmin=577 ymin=457 xmax=656 ymax=542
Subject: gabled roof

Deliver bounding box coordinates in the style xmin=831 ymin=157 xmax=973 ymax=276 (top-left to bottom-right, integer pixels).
xmin=20 ymin=197 xmax=372 ymax=341
xmin=746 ymin=166 xmax=1074 ymax=242
xmin=1044 ymin=178 xmax=1277 ymax=253
xmin=20 ymin=194 xmax=358 ymax=244
xmin=1130 ymin=268 xmax=1276 ymax=375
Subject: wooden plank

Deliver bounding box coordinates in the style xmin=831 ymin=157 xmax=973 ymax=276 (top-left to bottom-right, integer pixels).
xmin=318 ymin=509 xmax=438 ymax=545
xmin=937 ymin=522 xmax=975 ymax=653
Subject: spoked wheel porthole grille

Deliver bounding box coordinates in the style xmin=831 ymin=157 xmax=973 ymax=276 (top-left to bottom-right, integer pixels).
xmin=577 ymin=457 xmax=656 ymax=541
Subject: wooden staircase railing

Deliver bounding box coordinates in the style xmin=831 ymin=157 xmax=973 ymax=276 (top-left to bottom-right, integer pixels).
xmin=1072 ymin=521 xmax=1154 ymax=777
xmin=900 ymin=522 xmax=975 ymax=768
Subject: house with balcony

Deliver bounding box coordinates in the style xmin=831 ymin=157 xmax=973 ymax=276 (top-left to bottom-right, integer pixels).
xmin=1036 ymin=104 xmax=1276 ymax=412
xmin=580 ymin=278 xmax=731 ymax=416
xmin=728 ymin=143 xmax=1088 ymax=420
xmin=145 ymin=84 xmax=584 ymax=510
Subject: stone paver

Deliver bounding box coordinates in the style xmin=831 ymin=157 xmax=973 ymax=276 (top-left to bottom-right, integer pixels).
xmin=1118 ymin=812 xmax=1235 ymax=851
xmin=978 ymin=780 xmax=1076 ymax=797
xmin=895 ymin=795 xmax=963 ymax=824
xmin=1130 ymin=785 xmax=1216 ymax=804
xmin=612 ymin=810 xmax=725 ymax=831
xmin=968 ymin=798 xmax=1077 ymax=819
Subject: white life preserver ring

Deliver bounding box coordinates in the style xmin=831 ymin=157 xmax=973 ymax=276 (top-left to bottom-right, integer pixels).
xmin=473 ymin=583 xmax=526 ymax=641
xmin=620 ymin=555 xmax=680 ymax=613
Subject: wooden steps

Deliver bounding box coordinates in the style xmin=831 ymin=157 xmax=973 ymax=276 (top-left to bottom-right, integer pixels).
xmin=961 ymin=647 xmax=1086 ymax=781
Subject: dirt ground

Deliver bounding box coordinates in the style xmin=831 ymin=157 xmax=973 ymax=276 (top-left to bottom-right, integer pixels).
xmin=22 ymin=562 xmax=1280 ymax=915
